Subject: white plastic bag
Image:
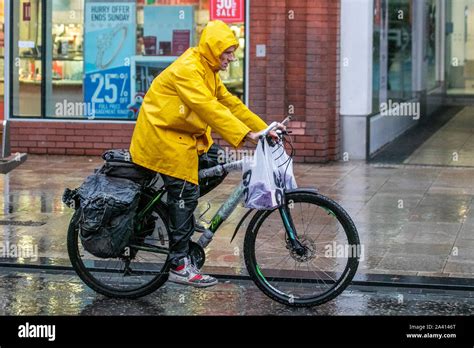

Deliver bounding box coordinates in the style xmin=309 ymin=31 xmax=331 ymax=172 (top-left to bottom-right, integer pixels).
xmin=272 ymin=143 xmax=297 ymax=190
xmin=242 ymin=138 xmax=284 ymax=210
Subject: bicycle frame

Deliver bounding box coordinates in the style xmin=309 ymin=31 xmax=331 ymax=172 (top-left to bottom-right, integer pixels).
xmin=133 ymin=159 xmax=304 ymax=256
xmin=134 ymin=115 xmax=298 ymax=252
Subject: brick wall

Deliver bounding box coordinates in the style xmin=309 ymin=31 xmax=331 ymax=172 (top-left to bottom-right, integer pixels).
xmin=10 ymin=0 xmax=340 ymax=162
xmin=10 ymin=122 xmax=134 ymax=156
xmin=247 ymin=0 xmax=341 ymax=162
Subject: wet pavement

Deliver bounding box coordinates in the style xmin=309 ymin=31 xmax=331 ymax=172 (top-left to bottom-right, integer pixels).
xmin=0 ymin=267 xmax=473 ymax=315
xmin=1 ymin=154 xmax=474 ymax=280
xmin=405 ymin=107 xmax=474 ymax=166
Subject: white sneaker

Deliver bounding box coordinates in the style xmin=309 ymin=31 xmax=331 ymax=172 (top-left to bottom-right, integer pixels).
xmin=168 ymin=257 xmax=218 ymax=288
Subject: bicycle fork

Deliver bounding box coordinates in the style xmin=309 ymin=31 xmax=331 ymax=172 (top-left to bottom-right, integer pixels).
xmin=279 ymin=200 xmax=306 ymax=256
xmin=197 ymin=185 xmax=306 ymax=256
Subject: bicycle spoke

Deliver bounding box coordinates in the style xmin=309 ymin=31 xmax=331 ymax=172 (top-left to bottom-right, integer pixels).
xmin=71 ymin=207 xmax=171 ymax=294
xmin=249 ymin=192 xmax=359 ymax=306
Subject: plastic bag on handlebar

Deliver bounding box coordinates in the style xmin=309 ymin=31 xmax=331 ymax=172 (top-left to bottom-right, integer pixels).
xmin=242 ymin=138 xmax=284 ymax=210
xmin=272 ymin=143 xmax=297 ymax=190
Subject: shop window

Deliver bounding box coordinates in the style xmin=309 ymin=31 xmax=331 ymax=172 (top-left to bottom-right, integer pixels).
xmin=46 ymin=0 xmax=84 ymax=118
xmin=373 ymin=0 xmax=382 ymax=113
xmin=133 ymin=0 xmax=246 ymax=119
xmin=374 ymin=0 xmax=414 ymax=108
xmin=11 ymin=0 xmax=247 ymax=120
xmin=446 ymin=0 xmax=474 ymax=94
xmin=387 ymin=0 xmax=413 ymax=101
xmin=12 ymin=0 xmax=43 ymax=117
xmin=426 ymin=0 xmax=437 ymax=90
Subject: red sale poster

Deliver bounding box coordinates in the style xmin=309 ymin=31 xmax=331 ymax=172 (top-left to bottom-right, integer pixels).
xmin=210 ymin=0 xmax=244 ymax=23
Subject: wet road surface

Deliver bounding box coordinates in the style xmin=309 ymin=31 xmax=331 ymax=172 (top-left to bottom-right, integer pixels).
xmin=0 ymin=267 xmax=472 ymax=316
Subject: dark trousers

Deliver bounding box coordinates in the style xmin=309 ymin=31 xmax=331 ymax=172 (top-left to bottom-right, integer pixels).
xmin=162 ymin=144 xmax=227 ymax=267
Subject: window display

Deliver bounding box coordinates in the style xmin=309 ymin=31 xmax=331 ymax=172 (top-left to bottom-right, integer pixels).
xmin=11 ymin=0 xmax=247 ymax=120
xmin=12 ymin=0 xmax=42 ymax=117
xmin=387 ymin=0 xmax=413 ymax=101
xmin=426 ymin=0 xmax=438 ymax=90
xmin=446 ymin=0 xmax=474 ymax=95
xmin=372 ymin=0 xmax=414 ymax=105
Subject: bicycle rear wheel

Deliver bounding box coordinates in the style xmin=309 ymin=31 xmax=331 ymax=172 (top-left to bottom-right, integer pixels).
xmin=67 ymin=204 xmax=170 ymax=299
xmin=244 ymin=191 xmax=360 ymax=307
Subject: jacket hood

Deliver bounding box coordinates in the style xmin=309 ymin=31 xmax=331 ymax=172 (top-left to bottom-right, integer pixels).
xmin=198 ymin=20 xmax=239 ymax=71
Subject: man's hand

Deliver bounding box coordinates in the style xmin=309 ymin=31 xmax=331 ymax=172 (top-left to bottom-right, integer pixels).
xmin=246 ymin=123 xmax=286 ymax=144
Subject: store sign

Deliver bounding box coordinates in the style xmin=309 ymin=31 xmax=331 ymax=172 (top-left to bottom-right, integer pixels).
xmin=84 ymin=1 xmax=136 ymax=119
xmin=210 ymin=0 xmax=244 ymax=23
xmin=23 ymin=2 xmax=31 ymax=21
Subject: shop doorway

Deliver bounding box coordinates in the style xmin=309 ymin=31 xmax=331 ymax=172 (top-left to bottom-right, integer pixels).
xmin=371 ymin=0 xmax=474 ymax=166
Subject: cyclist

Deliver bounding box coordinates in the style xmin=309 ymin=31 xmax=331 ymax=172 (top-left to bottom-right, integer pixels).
xmin=130 ymin=20 xmax=281 ymax=287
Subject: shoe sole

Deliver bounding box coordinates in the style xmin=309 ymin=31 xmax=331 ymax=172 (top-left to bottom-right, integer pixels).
xmin=168 ymin=275 xmax=218 ymax=288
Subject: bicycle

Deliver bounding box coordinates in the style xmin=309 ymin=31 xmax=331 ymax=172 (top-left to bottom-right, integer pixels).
xmin=67 ymin=117 xmax=360 ymax=307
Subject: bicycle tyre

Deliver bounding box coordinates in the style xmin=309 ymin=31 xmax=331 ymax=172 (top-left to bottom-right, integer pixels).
xmin=67 ymin=203 xmax=171 ymax=299
xmin=244 ymin=191 xmax=360 ymax=307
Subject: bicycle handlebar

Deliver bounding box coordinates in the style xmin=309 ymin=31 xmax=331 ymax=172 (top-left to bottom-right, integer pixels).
xmin=198 ymin=116 xmax=293 ymax=180
xmin=198 ymin=159 xmax=244 ymax=179
xmin=259 ymin=115 xmax=293 ymax=138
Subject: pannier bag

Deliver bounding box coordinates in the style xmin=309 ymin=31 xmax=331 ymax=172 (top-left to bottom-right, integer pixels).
xmin=77 ymin=174 xmax=141 ymax=258
xmin=99 ymin=149 xmax=155 ymax=186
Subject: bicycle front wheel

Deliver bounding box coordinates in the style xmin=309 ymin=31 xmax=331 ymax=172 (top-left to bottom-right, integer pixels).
xmin=67 ymin=204 xmax=171 ymax=299
xmin=244 ymin=191 xmax=360 ymax=307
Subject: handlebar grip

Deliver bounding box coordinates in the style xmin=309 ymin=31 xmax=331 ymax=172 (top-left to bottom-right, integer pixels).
xmin=198 ymin=159 xmax=244 ymax=179
xmin=259 ymin=116 xmax=293 ymax=138
xmin=198 ymin=166 xmax=225 ymax=179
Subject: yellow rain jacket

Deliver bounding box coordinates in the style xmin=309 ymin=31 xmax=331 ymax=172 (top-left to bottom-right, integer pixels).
xmin=130 ymin=20 xmax=267 ymax=185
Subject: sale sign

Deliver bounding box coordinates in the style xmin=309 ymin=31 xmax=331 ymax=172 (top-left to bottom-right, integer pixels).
xmin=84 ymin=1 xmax=136 ymax=118
xmin=210 ymin=0 xmax=244 ymax=23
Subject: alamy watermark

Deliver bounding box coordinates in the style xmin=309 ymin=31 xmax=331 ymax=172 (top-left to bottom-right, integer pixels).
xmin=324 ymin=242 xmax=365 ymax=261
xmin=0 ymin=242 xmax=38 ymax=261
xmin=380 ymin=100 xmax=420 ymax=120
xmin=18 ymin=322 xmax=55 ymax=341
xmin=217 ymin=147 xmax=255 ymax=164
xmin=55 ymin=100 xmax=96 ymax=119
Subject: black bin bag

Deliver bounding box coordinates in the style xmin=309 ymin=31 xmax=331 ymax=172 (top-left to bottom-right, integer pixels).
xmin=77 ymin=174 xmax=141 ymax=258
